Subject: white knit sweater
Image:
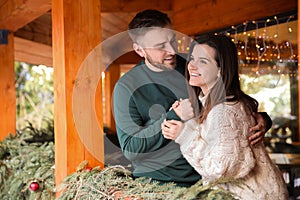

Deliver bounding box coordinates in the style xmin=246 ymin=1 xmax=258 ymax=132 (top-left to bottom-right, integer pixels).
xmin=175 ymin=101 xmax=288 ymax=200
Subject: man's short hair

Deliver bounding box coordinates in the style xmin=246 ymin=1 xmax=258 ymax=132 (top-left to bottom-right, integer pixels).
xmin=128 ymin=9 xmax=171 ymax=42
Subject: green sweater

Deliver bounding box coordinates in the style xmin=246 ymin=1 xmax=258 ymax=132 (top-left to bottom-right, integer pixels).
xmin=113 ymin=59 xmax=201 ymax=186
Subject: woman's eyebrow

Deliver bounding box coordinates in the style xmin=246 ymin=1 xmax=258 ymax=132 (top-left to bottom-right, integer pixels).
xmin=197 ymin=56 xmax=210 ymax=62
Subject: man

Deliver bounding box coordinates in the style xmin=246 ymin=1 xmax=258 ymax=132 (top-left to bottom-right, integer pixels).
xmin=113 ymin=9 xmax=271 ymax=187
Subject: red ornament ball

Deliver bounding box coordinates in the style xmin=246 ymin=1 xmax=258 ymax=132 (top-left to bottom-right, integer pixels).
xmin=29 ymin=181 xmax=39 ymax=191
xmin=85 ymin=167 xmax=92 ymax=172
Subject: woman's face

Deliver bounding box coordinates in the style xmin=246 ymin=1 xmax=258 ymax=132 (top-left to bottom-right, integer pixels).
xmin=188 ymin=44 xmax=219 ymax=93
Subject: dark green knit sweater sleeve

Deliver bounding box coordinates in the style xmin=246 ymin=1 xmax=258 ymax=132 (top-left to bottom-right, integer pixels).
xmin=113 ymin=82 xmax=169 ymax=161
xmin=166 ymin=108 xmax=181 ymax=121
xmin=259 ymin=112 xmax=272 ymax=132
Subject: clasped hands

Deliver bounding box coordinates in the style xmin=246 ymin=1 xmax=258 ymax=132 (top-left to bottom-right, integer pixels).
xmin=162 ymin=98 xmax=193 ymax=140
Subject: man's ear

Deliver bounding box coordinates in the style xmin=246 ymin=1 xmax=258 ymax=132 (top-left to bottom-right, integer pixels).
xmin=133 ymin=43 xmax=145 ymax=57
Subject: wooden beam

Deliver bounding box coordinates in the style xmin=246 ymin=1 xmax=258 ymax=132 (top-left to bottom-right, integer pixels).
xmin=0 ymin=33 xmax=16 ymax=140
xmin=13 ymin=20 xmax=140 ymax=68
xmin=14 ymin=37 xmax=52 ymax=66
xmin=101 ymin=0 xmax=172 ymax=12
xmin=173 ymin=0 xmax=297 ymax=36
xmin=14 ymin=12 xmax=52 ymax=46
xmin=0 ymin=0 xmax=51 ymax=31
xmin=52 ymin=0 xmax=104 ymax=187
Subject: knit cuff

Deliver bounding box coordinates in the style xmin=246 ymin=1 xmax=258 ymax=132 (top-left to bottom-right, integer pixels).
xmin=175 ymin=119 xmax=198 ymax=153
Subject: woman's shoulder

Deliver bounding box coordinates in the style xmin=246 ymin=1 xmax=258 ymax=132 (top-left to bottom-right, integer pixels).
xmin=208 ymin=102 xmax=249 ymax=122
xmin=210 ymin=101 xmax=239 ymax=113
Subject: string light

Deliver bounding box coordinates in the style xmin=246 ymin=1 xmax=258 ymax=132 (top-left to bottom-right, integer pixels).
xmin=232 ymin=25 xmax=238 ymax=44
xmin=243 ymin=21 xmax=249 ymax=62
xmin=253 ymin=20 xmax=260 ymax=75
xmin=286 ymin=15 xmax=294 ymax=61
xmin=273 ymin=16 xmax=281 ymax=60
xmin=221 ymin=14 xmax=297 ymax=88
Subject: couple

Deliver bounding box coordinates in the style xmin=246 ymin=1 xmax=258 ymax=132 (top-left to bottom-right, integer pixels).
xmin=113 ymin=9 xmax=288 ymax=199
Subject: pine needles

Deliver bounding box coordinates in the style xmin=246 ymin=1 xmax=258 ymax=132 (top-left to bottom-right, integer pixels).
xmin=57 ymin=161 xmax=238 ymax=200
xmin=0 ymin=122 xmax=55 ymax=200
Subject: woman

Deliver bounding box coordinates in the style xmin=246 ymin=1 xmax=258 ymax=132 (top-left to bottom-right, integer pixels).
xmin=162 ymin=34 xmax=288 ymax=199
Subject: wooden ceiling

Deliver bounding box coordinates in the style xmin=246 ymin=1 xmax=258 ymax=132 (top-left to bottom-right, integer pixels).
xmin=0 ymin=0 xmax=298 ymax=67
xmin=0 ymin=0 xmax=176 ymax=66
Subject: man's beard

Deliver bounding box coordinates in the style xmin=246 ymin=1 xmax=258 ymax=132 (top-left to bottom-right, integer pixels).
xmin=145 ymin=54 xmax=176 ymax=71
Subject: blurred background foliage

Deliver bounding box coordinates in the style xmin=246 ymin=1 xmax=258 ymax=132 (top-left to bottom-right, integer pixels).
xmin=15 ymin=62 xmax=54 ymax=130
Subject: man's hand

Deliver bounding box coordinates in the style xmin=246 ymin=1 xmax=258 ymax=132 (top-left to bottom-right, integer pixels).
xmin=249 ymin=112 xmax=267 ymax=145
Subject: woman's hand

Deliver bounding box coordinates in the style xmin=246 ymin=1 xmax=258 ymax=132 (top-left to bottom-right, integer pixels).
xmin=249 ymin=112 xmax=267 ymax=145
xmin=161 ymin=119 xmax=184 ymax=140
xmin=172 ymin=99 xmax=194 ymax=121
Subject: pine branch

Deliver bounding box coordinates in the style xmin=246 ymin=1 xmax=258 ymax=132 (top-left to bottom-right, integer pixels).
xmin=57 ymin=161 xmax=237 ymax=200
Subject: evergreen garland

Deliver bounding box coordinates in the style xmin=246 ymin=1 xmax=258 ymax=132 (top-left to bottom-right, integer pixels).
xmin=0 ymin=121 xmax=240 ymax=200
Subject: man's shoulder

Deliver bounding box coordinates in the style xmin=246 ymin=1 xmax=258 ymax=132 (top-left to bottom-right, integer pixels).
xmin=115 ymin=60 xmax=148 ymax=90
xmin=119 ymin=60 xmax=145 ymax=79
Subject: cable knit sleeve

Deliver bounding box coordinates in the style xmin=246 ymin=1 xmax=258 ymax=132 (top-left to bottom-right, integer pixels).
xmin=175 ymin=118 xmax=199 ymax=153
xmin=176 ymin=103 xmax=256 ymax=183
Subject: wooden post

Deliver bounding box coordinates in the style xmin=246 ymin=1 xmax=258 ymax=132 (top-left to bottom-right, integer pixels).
xmin=104 ymin=63 xmax=120 ymax=133
xmin=52 ymin=0 xmax=104 ymax=187
xmin=0 ymin=32 xmax=16 ymax=140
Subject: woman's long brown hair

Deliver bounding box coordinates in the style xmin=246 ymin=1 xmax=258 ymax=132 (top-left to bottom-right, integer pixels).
xmin=186 ymin=34 xmax=258 ymax=123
